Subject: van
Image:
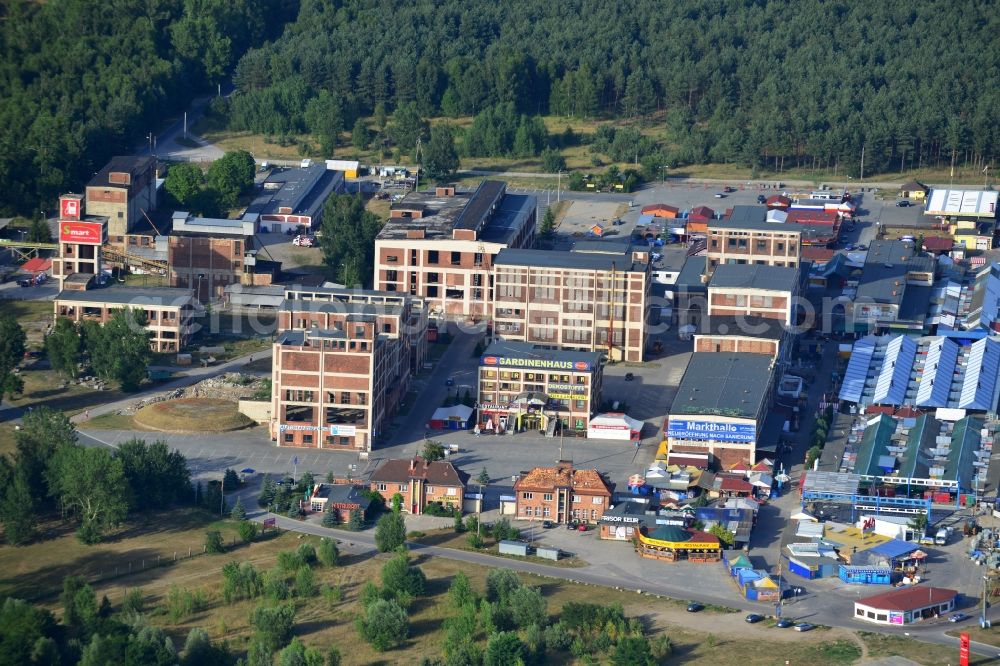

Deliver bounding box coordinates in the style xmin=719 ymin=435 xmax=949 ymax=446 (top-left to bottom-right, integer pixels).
xmin=934 ymin=528 xmax=948 ymax=546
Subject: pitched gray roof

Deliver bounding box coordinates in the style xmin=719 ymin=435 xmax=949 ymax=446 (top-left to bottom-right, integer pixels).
xmin=670 ymin=353 xmax=775 ymax=419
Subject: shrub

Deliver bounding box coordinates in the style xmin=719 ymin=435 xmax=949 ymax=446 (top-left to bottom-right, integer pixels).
xmin=510 ymin=586 xmax=547 ymax=628
xmin=166 ymin=586 xmax=207 ymax=623
xmin=264 ymin=570 xmax=291 ymax=601
xmin=238 ymin=520 xmax=259 ymax=543
xmin=448 ymin=571 xmax=475 ymax=607
xmin=375 ymin=512 xmax=407 ymax=552
xmin=121 ymin=588 xmax=144 ymax=615
xmin=380 ymin=552 xmax=426 ymax=597
xmin=276 ymin=550 xmax=303 ymax=573
xmin=486 ymin=569 xmax=522 ymax=604
xmin=230 ymin=497 xmax=247 ymax=521
xmin=464 ymin=515 xmax=479 ymax=534
xmin=466 ymin=533 xmax=484 ymax=549
xmin=347 ymin=508 xmax=364 ymax=530
xmin=322 ymin=584 xmax=343 ymax=606
xmin=295 ymin=565 xmax=317 ymax=597
xmin=221 ymin=561 xmax=263 ymax=603
xmin=484 ymin=631 xmax=526 ymax=666
xmin=249 ymin=602 xmax=296 ymax=654
xmin=317 ymin=538 xmax=339 ymax=567
xmin=296 ymin=542 xmax=317 ymax=566
xmin=453 ymin=513 xmax=465 ymax=533
xmin=356 ymin=599 xmax=408 ymax=651
xmin=204 ymin=530 xmax=225 ymax=554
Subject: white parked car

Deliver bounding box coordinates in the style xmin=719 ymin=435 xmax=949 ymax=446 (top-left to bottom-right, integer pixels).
xmin=292 ymin=235 xmax=315 ymax=247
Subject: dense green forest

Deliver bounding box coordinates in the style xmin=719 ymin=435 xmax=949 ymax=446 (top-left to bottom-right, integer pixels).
xmin=227 ymin=0 xmax=999 ymax=177
xmin=0 ymin=0 xmax=296 ymax=215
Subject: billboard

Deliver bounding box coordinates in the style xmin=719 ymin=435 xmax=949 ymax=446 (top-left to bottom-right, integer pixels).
xmin=667 ymin=419 xmax=756 ymax=443
xmin=328 ymin=424 xmax=357 ymax=436
xmin=59 ymin=221 xmax=102 ymax=244
xmin=481 ymin=355 xmax=592 ymax=372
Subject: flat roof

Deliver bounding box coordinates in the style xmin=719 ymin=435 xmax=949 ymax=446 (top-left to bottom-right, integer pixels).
xmin=712 ymin=205 xmax=803 ymax=233
xmin=278 ymin=298 xmax=403 ymax=317
xmin=494 ymin=247 xmax=645 ymax=272
xmin=670 ymin=353 xmax=774 ymax=419
xmin=87 ymin=156 xmax=154 ymax=189
xmin=708 ymin=263 xmax=798 ymax=292
xmin=695 ymin=315 xmax=787 ymax=340
xmin=675 ymin=255 xmax=707 ymax=292
xmin=55 ymin=286 xmax=195 ymax=307
xmin=171 ymin=212 xmax=255 ymax=237
xmin=855 ymin=240 xmax=934 ymax=306
xmin=481 ymin=341 xmax=602 ymax=369
xmin=925 ymin=189 xmax=998 ymax=218
xmin=377 ymin=181 xmax=534 ymax=245
xmin=244 ymin=165 xmax=343 ymax=221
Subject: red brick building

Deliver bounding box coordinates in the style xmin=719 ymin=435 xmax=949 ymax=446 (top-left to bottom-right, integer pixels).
xmin=269 ymin=287 xmax=425 ymax=451
xmin=369 ymin=456 xmax=469 ymax=515
xmin=513 ymin=461 xmax=613 ymax=524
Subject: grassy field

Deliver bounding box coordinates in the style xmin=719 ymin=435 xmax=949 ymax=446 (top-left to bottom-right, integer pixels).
xmin=0 ymin=422 xmax=17 ymax=459
xmin=134 ymin=398 xmax=253 ymax=432
xmin=8 ymin=368 xmax=127 ymax=416
xmin=4 ymin=299 xmax=53 ymax=348
xmin=82 ymin=412 xmax=139 ymax=430
xmin=1 ymin=505 xmax=986 ymax=665
xmin=947 ymin=625 xmax=1000 ymax=648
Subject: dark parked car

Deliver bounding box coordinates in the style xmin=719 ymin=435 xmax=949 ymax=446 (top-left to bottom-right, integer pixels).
xmin=686 ymin=602 xmax=704 ymax=613
xmin=541 ymin=520 xmax=554 ymax=529
xmin=745 ymin=613 xmax=765 ymax=623
xmin=624 ymin=372 xmax=635 ymax=381
xmin=775 ymin=618 xmax=794 ymax=628
xmin=757 ymin=194 xmax=767 ymax=204
xmin=896 ymin=199 xmax=911 ymax=207
xmin=17 ymin=278 xmax=32 ymax=287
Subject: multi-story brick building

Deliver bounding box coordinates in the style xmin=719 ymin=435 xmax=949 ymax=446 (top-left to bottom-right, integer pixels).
xmin=476 ymin=341 xmax=603 ymax=436
xmin=85 ymin=156 xmax=157 ymax=244
xmin=514 ymin=461 xmax=613 ymax=524
xmin=666 ymin=353 xmax=777 ymax=468
xmin=707 ymin=263 xmax=800 ymax=326
xmin=491 ymin=243 xmax=651 ymax=362
xmin=693 ymin=315 xmax=787 ymax=360
xmin=54 ymin=287 xmax=198 ymax=353
xmin=269 ymin=288 xmax=425 ymax=451
xmin=373 ymin=181 xmax=536 ymax=321
xmin=167 ymin=212 xmax=279 ymax=302
xmin=369 ymin=457 xmax=469 ymax=515
xmin=705 ymin=206 xmax=802 ymax=280
xmin=52 ymin=194 xmax=107 ymax=291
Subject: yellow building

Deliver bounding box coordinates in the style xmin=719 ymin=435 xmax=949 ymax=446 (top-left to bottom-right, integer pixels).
xmin=635 ymin=525 xmax=721 ymax=562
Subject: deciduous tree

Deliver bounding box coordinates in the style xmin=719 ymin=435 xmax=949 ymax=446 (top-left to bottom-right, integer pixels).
xmin=375 ymin=512 xmax=406 ymax=552
xmin=49 ymin=445 xmax=129 ymax=543
xmin=0 ymin=313 xmax=25 ymax=399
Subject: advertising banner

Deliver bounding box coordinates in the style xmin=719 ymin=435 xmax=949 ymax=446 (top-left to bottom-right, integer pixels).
xmin=667 ymin=419 xmax=755 ymax=443
xmin=60 ymin=197 xmax=81 ymax=220
xmin=481 ymin=354 xmax=591 ymax=372
xmin=328 ymin=424 xmax=357 ymax=436
xmin=59 ymin=221 xmax=102 ymax=244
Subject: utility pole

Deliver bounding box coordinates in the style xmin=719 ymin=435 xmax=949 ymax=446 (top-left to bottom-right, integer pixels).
xmin=557 ymin=171 xmax=562 ymax=202
xmin=220 ymin=473 xmax=225 ymax=516
xmin=184 ymin=112 xmax=188 ymax=140
xmin=859 ymin=143 xmax=865 ymax=184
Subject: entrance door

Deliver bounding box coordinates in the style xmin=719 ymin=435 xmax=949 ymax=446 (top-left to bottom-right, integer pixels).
xmin=522 ymin=414 xmax=543 ymax=431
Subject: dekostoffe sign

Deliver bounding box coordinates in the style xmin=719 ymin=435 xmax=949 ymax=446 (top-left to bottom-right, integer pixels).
xmin=667 ymin=419 xmax=756 ymax=443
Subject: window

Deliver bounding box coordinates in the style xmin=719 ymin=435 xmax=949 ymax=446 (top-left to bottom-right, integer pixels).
xmin=386 ymin=255 xmax=398 ymax=263
xmin=398 ymin=484 xmax=408 ymax=491
xmin=738 ymin=239 xmax=747 ymax=248
xmin=358 ymin=393 xmax=367 ymax=406
xmin=303 ymin=434 xmax=313 ymax=444
xmin=377 ymin=483 xmax=387 ymax=491
xmin=756 ymin=240 xmax=766 ymax=250
xmin=386 ymin=270 xmax=398 ymax=282
xmin=727 ymin=238 xmax=737 ymax=248
xmin=427 ymin=250 xmax=439 ymax=264
xmin=474 ymin=252 xmax=484 ymax=267
xmin=426 ymin=486 xmax=434 ymax=494
xmin=856 ymin=608 xmax=864 ymax=616
xmin=341 ymin=392 xmax=350 ymax=405
xmin=591 ymin=509 xmax=597 ymax=520
xmin=451 ymin=251 xmax=462 ymax=266
xmin=710 ymin=239 xmax=718 ymax=248
xmin=427 ymin=286 xmax=438 ymax=297
xmin=572 ymin=495 xmax=581 ymax=503
xmin=543 ymin=507 xmax=550 ymax=517
xmin=410 ymin=250 xmax=417 ymax=264
xmin=284 ymin=434 xmax=294 ymax=443
xmin=592 ymin=496 xmax=603 ymax=504
xmin=523 ymin=506 xmax=532 ymax=515
xmin=543 ymin=493 xmax=553 ymax=501
xmin=446 ymin=487 xmax=457 ymax=496
xmin=777 ymin=242 xmax=785 ymax=251
xmin=522 ymin=492 xmax=533 ymax=500
xmin=427 ymin=272 xmax=439 ymax=283
xmin=574 ymin=400 xmax=586 ymax=409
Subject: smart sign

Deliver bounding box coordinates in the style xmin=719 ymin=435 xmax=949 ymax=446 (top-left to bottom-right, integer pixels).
xmin=59 ymin=221 xmax=103 ymax=245
xmin=667 ymin=419 xmax=756 ymax=443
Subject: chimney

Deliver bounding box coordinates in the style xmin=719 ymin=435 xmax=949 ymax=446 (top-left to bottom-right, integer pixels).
xmin=410 ymin=458 xmax=416 ymax=471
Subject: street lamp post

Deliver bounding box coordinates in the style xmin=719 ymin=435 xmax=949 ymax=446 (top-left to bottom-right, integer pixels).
xmin=557 ymin=170 xmax=562 ymax=203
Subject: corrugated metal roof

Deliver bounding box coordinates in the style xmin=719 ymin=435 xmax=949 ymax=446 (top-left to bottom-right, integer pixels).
xmin=959 ymin=338 xmax=1000 ymax=410
xmin=873 ymin=335 xmax=916 ymax=405
xmin=916 ymin=338 xmax=960 ymax=407
xmin=839 ymin=337 xmax=876 ymax=403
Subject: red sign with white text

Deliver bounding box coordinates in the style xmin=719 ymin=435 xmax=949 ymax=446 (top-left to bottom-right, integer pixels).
xmin=960 ymin=632 xmax=970 ymax=666
xmin=59 ymin=221 xmax=103 ymax=245
xmin=60 ymin=197 xmax=81 ymax=220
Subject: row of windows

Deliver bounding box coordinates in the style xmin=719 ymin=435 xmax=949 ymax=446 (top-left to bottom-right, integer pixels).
xmin=283 ymin=391 xmax=368 ymax=405
xmin=520 ymin=492 xmax=604 ymax=504
xmin=282 ymin=434 xmax=354 ymax=446
xmin=520 ymin=506 xmax=600 ymax=519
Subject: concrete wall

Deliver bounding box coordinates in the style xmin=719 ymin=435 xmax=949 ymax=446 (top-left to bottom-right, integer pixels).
xmin=239 ymin=399 xmax=272 ymax=423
